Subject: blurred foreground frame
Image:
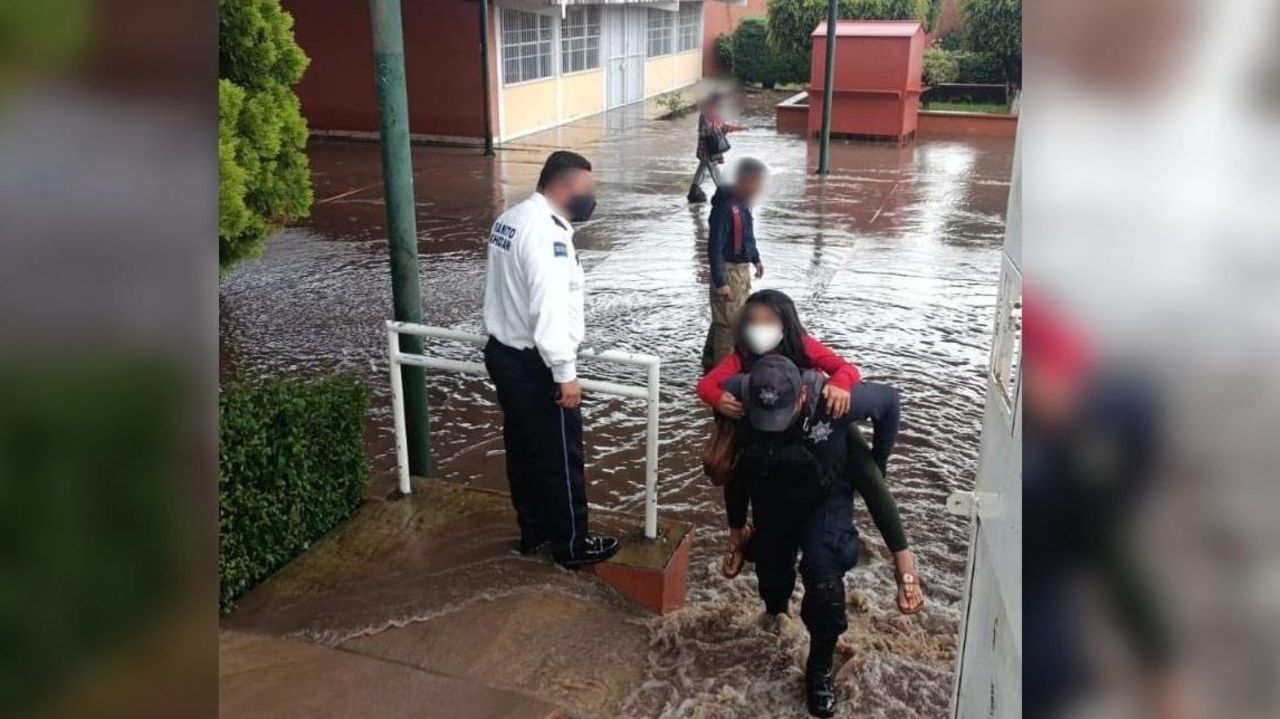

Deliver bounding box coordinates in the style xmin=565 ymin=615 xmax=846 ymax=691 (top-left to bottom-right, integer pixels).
xmin=0 ymin=357 xmax=212 ymax=718
xmin=0 ymin=0 xmax=218 ymax=714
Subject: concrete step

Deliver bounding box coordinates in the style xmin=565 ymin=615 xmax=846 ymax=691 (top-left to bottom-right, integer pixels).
xmin=220 ymin=631 xmax=564 ymax=719
xmin=223 ymin=479 xmax=672 ymax=716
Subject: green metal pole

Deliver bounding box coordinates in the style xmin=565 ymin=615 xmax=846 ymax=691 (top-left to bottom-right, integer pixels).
xmin=816 ymin=0 xmax=838 ymax=175
xmin=478 ymin=0 xmax=495 ymax=156
xmin=369 ymin=0 xmax=431 ymax=477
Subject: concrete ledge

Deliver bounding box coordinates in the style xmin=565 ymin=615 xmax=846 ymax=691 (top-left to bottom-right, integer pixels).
xmin=776 ymin=91 xmax=810 ymax=135
xmin=776 ymin=91 xmax=1018 ymax=139
xmin=917 ymin=110 xmax=1018 ymax=137
xmin=309 ymin=128 xmax=487 ymax=149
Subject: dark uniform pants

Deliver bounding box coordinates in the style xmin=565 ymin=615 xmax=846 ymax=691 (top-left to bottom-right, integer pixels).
xmin=751 ymin=491 xmax=860 ymax=641
xmin=483 ymin=338 xmax=588 ymax=556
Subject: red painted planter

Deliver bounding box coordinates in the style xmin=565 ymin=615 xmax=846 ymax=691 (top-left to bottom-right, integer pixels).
xmin=918 ymin=110 xmax=1018 ymax=137
xmin=591 ymin=525 xmax=694 ymax=615
xmin=807 ymin=21 xmax=926 ymax=142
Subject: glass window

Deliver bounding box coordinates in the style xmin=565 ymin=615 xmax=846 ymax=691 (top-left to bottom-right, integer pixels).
xmin=677 ymin=2 xmax=702 ymax=52
xmin=646 ymin=8 xmax=674 ymax=57
xmin=501 ymin=9 xmax=553 ymax=85
xmin=560 ymin=6 xmax=601 ymax=74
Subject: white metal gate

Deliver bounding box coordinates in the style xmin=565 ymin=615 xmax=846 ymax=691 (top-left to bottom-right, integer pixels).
xmin=385 ymin=321 xmax=663 ymax=540
xmin=948 ymin=134 xmax=1022 ymax=718
xmin=605 ymin=6 xmax=646 ymax=109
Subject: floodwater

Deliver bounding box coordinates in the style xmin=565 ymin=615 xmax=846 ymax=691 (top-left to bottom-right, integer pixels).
xmin=219 ymin=91 xmax=1014 ymax=718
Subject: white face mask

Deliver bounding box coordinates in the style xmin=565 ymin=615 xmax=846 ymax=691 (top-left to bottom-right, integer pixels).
xmin=744 ymin=323 xmax=784 ymax=355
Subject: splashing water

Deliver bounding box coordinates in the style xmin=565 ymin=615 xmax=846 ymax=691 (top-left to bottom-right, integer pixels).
xmin=220 ymin=92 xmax=1014 ymax=717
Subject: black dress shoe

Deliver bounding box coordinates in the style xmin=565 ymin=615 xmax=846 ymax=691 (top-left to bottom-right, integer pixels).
xmin=806 ymin=669 xmax=837 ymax=718
xmin=553 ymin=535 xmax=620 ymax=567
xmin=687 ymin=186 xmax=707 ymax=204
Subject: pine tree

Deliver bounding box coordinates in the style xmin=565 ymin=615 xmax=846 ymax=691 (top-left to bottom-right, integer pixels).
xmin=218 ymin=0 xmax=313 ymax=270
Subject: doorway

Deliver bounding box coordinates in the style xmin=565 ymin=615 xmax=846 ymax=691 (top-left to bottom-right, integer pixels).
xmin=605 ymin=6 xmax=646 ymax=109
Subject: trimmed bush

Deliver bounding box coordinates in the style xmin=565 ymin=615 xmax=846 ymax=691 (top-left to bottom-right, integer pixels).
xmin=714 ymin=32 xmax=734 ymax=72
xmin=923 ymin=48 xmax=959 ymax=86
xmin=219 ymin=375 xmax=369 ymax=613
xmin=731 ymin=17 xmax=798 ymax=88
xmin=218 ymin=0 xmax=313 ymax=272
xmin=952 ymin=50 xmax=1006 ymax=84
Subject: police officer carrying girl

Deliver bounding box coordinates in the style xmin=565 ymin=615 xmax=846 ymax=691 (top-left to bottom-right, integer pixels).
xmin=698 ymin=289 xmax=924 ymax=717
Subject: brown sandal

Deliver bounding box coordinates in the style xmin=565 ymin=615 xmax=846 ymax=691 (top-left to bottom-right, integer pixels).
xmin=722 ymin=525 xmax=754 ymax=579
xmin=895 ymin=569 xmax=925 ymax=614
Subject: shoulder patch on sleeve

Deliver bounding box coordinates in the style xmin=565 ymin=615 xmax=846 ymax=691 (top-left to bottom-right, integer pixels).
xmin=553 ymin=241 xmax=569 ymax=258
xmin=551 ymin=215 xmax=569 ymax=231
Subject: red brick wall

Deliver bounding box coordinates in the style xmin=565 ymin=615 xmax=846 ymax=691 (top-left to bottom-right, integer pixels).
xmin=282 ymin=0 xmax=497 ymax=139
xmin=702 ymin=0 xmax=770 ymax=76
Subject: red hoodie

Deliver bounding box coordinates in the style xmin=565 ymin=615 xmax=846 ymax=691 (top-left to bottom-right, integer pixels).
xmin=695 ymin=335 xmax=861 ymax=407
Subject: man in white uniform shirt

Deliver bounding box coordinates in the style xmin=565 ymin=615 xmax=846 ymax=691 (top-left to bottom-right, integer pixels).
xmin=482 ymin=151 xmax=620 ymax=567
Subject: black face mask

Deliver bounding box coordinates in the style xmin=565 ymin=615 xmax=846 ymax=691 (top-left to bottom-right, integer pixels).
xmin=566 ymin=193 xmax=597 ymax=223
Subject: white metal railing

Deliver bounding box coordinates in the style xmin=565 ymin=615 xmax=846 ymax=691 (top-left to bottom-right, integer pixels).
xmin=386 ymin=320 xmax=662 ymax=539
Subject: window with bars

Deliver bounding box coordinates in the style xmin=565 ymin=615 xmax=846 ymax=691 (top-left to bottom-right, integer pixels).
xmin=677 ymin=2 xmax=702 ymax=52
xmin=560 ymin=5 xmax=601 ymax=74
xmin=501 ymin=9 xmax=553 ymax=85
xmin=646 ymin=8 xmax=674 ymax=57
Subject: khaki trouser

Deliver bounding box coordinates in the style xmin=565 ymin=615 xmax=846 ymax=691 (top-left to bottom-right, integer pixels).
xmin=702 ymin=262 xmax=752 ymax=371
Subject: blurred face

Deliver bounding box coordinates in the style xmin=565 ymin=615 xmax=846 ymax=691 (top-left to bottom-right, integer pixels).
xmin=548 ymin=169 xmax=594 ymax=205
xmin=742 ymin=303 xmax=784 ymax=355
xmin=547 ymin=169 xmax=596 ymax=223
xmin=1024 ymin=366 xmax=1081 ymax=431
xmin=736 ymin=171 xmax=765 ymax=204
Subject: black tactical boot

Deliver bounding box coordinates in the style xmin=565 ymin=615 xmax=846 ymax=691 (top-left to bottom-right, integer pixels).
xmin=687 ymin=185 xmax=707 ymax=204
xmin=805 ymin=669 xmax=837 ymax=718
xmin=805 ymin=632 xmax=839 ymax=717
xmin=553 ymin=534 xmax=620 ymax=568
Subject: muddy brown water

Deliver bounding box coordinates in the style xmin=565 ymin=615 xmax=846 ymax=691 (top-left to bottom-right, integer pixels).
xmin=220 ymin=92 xmax=1014 ymax=718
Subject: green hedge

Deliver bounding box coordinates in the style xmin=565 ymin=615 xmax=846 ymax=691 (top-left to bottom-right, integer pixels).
xmin=731 ymin=17 xmax=804 ymax=88
xmin=952 ymin=50 xmax=1006 ymax=84
xmin=714 ymin=32 xmax=734 ymax=71
xmin=219 ymin=375 xmax=369 ymax=613
xmin=923 ymin=48 xmax=959 ymax=85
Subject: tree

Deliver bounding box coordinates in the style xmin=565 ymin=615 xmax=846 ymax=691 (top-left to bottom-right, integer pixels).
xmin=767 ymin=0 xmax=933 ymax=78
xmin=732 ymin=17 xmax=804 ymax=88
xmin=960 ymin=0 xmax=1021 ymax=87
xmin=218 ymin=0 xmax=313 ymax=271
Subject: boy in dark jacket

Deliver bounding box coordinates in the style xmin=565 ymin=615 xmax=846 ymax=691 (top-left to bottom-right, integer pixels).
xmin=702 ymin=158 xmax=767 ymax=370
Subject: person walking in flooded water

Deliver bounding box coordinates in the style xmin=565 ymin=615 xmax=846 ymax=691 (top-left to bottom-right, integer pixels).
xmin=482 ymin=151 xmax=620 ymax=568
xmin=702 ymin=158 xmax=767 ymax=371
xmin=697 ymin=290 xmax=925 ymax=717
xmin=687 ymin=92 xmax=745 ymax=204
xmin=722 ymin=354 xmax=862 ymax=717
